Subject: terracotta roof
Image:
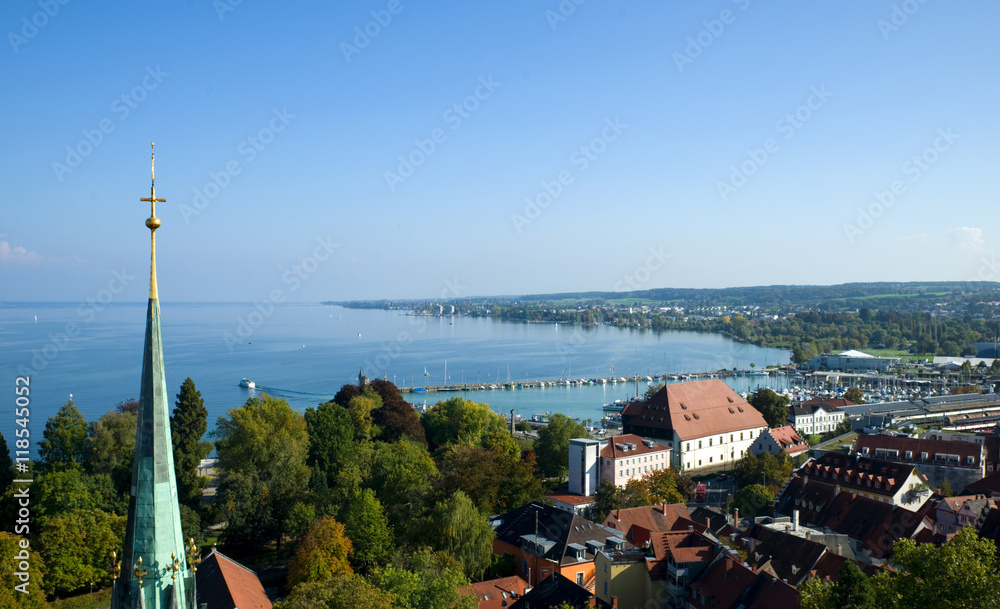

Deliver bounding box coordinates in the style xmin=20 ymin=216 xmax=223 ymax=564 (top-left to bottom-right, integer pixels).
xmin=548 ymin=493 xmax=595 ymax=506
xmin=647 ymin=530 xmax=715 ymax=581
xmin=764 ymin=425 xmax=809 ymax=455
xmin=800 ymin=452 xmax=923 ymax=496
xmin=622 ymin=380 xmax=767 ymax=440
xmin=688 ymin=556 xmax=800 ymax=609
xmin=462 ymin=575 xmax=529 ymax=609
xmin=195 ymin=550 xmax=272 ymax=609
xmin=777 ymin=480 xmax=931 ymax=560
xmin=854 ymin=435 xmax=983 ymax=469
xmin=599 ymin=434 xmax=670 ymax=459
xmin=601 ymin=503 xmax=689 ymax=543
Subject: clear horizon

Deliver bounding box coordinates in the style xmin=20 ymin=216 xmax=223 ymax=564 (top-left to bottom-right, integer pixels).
xmin=2 ymin=1 xmax=998 ymax=303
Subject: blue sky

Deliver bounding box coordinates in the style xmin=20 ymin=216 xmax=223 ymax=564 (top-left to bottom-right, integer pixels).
xmin=1 ymin=0 xmax=998 ymax=302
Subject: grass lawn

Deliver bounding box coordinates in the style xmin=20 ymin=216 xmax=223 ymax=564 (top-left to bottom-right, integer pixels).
xmin=48 ymin=589 xmax=111 ymax=609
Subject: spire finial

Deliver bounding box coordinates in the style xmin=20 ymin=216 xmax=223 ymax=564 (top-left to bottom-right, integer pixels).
xmin=140 ymin=143 xmax=165 ymax=299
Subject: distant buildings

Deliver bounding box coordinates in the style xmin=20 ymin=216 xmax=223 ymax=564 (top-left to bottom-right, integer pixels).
xmin=621 ymin=380 xmax=769 ymax=472
xmin=853 ymin=434 xmax=986 ymax=490
xmin=790 ymin=400 xmax=848 ymax=436
xmin=795 ymin=452 xmax=933 ymax=510
xmin=805 ymin=349 xmax=899 ymax=372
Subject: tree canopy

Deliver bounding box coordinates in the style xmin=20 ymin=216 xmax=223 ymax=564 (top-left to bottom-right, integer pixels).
xmin=172 ymin=378 xmax=212 ymax=510
xmin=421 ymin=396 xmax=507 ymax=450
xmin=748 ymin=388 xmax=790 ymax=428
xmin=38 ymin=400 xmax=88 ymax=472
xmin=534 ymin=413 xmax=589 ymax=479
xmin=288 ymin=517 xmax=353 ymax=588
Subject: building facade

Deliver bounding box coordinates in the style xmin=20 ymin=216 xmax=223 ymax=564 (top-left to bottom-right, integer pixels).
xmin=790 ymin=402 xmax=846 ymax=436
xmin=751 ymin=425 xmax=809 ymax=458
xmin=622 ymin=380 xmax=769 ymax=472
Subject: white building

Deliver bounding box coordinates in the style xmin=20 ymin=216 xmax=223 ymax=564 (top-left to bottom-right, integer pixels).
xmin=806 ymin=349 xmax=899 ymax=372
xmin=791 ymin=401 xmax=846 ymax=436
xmin=568 ymin=434 xmax=672 ymax=496
xmin=621 ymin=380 xmax=769 ymax=472
xmin=568 ymin=438 xmax=605 ymax=496
xmin=751 ymin=425 xmax=809 ymax=458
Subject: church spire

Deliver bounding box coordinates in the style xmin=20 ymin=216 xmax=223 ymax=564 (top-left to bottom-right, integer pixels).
xmin=114 ymin=144 xmax=193 ymax=609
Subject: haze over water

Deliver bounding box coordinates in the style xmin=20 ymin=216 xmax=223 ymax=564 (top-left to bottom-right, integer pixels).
xmin=1 ymin=303 xmax=790 ymax=449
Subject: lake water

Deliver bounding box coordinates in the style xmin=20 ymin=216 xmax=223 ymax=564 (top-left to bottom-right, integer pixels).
xmin=0 ymin=303 xmax=791 ymax=453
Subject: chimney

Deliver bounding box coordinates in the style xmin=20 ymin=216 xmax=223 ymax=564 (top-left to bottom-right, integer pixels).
xmin=662 ymin=502 xmax=667 ymax=515
xmin=793 ymin=510 xmax=799 ymax=532
xmin=734 ymin=507 xmax=739 ymax=525
xmin=706 ymin=517 xmax=711 ymax=530
xmin=836 ymin=543 xmax=843 ymax=556
xmin=611 ymin=596 xmax=619 ymax=609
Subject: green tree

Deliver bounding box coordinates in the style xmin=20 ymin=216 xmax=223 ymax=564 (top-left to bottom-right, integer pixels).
xmin=35 ymin=508 xmax=125 ymax=595
xmin=421 ymin=397 xmax=507 ymax=450
xmin=0 ymin=533 xmax=46 ymax=609
xmin=642 ymin=467 xmax=684 ymax=504
xmin=588 ymin=479 xmax=624 ymax=522
xmin=84 ymin=410 xmax=136 ymax=496
xmin=33 ymin=468 xmax=124 ymax=519
xmin=172 ymin=378 xmax=212 ymax=510
xmin=534 ymin=414 xmax=589 ymax=479
xmin=179 ymin=504 xmax=205 ymax=549
xmin=215 ymin=393 xmax=311 ymax=550
xmin=748 ymin=388 xmax=791 ymax=428
xmin=367 ymin=439 xmax=439 ymax=533
xmin=369 ymin=548 xmax=477 ymax=609
xmin=801 ymin=560 xmax=876 ymax=609
xmin=871 ymin=527 xmax=1000 ymax=608
xmin=437 ymin=445 xmax=544 ymax=515
xmin=217 ymin=470 xmax=275 ymax=550
xmin=38 ymin=400 xmax=88 ymax=472
xmin=347 ymin=391 xmax=382 ymax=441
xmin=420 ymin=491 xmax=494 ymax=579
xmin=843 ymin=387 xmax=865 ymax=404
xmin=275 ymin=575 xmax=397 ymax=609
xmin=341 ymin=488 xmax=393 ymax=573
xmin=733 ymin=484 xmax=774 ymax=519
xmin=288 ymin=517 xmax=353 ymax=588
xmin=304 ymin=400 xmax=356 ymax=515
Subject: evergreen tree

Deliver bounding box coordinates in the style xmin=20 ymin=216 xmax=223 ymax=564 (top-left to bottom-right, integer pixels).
xmin=38 ymin=400 xmax=88 ymax=472
xmin=172 ymin=378 xmax=211 ymax=510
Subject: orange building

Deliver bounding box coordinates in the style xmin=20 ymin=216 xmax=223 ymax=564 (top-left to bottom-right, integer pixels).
xmin=491 ymin=502 xmax=633 ymax=590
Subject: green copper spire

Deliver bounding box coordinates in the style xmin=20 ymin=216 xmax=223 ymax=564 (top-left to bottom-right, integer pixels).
xmin=114 ymin=144 xmax=193 ymax=609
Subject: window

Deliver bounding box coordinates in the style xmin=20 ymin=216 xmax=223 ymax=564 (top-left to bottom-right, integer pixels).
xmin=740 ymin=432 xmax=744 ymax=441
xmin=577 ymin=572 xmax=584 ymax=586
xmin=730 ymin=434 xmax=734 ymax=442
xmin=709 ymin=438 xmax=713 ymax=447
xmin=604 ymin=581 xmax=608 ymax=595
xmin=686 ymin=443 xmax=691 ymax=451
xmin=698 ymin=440 xmax=702 ymax=449
xmin=522 ymin=559 xmax=527 ymax=574
xmin=968 ymin=456 xmax=975 ymax=465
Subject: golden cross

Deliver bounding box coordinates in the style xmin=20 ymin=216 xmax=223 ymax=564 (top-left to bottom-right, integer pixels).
xmin=140 ymin=142 xmax=165 ymax=226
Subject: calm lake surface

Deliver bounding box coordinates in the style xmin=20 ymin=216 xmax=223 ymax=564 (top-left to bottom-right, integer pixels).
xmin=0 ymin=303 xmax=791 ymax=452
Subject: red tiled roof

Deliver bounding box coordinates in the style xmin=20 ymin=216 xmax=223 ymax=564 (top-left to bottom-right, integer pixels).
xmin=766 ymin=425 xmax=809 ymax=454
xmin=600 ymin=433 xmax=670 ymax=459
xmin=602 ymin=503 xmax=689 ymax=544
xmin=548 ymin=493 xmax=595 ymax=506
xmin=854 ymin=434 xmax=983 ymax=468
xmin=462 ymin=575 xmax=529 ymax=609
xmin=622 ymin=380 xmax=767 ymax=440
xmin=195 ymin=550 xmax=272 ymax=609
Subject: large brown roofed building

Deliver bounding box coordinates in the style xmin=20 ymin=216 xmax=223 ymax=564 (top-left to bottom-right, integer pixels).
xmin=621 ymin=380 xmax=768 ymax=471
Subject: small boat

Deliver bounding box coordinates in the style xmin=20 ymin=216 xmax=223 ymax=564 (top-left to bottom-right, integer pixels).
xmin=412 ymin=387 xmax=427 ymax=393
xmin=239 ymin=378 xmax=255 ymax=389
